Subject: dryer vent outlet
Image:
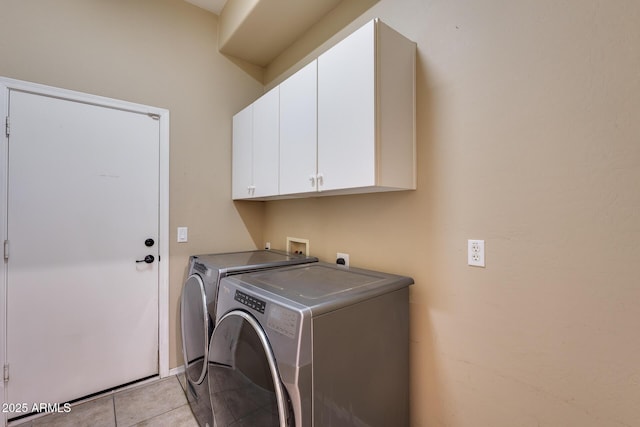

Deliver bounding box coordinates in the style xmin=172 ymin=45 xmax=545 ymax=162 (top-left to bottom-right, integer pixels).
xmin=286 ymin=237 xmax=309 ymax=256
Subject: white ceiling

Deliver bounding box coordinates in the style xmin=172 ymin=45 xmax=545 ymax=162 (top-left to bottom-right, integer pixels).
xmin=184 ymin=0 xmax=226 ymax=15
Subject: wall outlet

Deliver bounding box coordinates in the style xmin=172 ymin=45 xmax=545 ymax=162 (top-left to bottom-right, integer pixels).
xmin=286 ymin=237 xmax=309 ymax=256
xmin=265 ymin=242 xmax=271 ymax=250
xmin=336 ymin=252 xmax=350 ymax=267
xmin=468 ymin=239 xmax=485 ymax=267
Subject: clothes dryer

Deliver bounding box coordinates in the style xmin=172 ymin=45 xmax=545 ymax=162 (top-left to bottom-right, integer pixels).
xmin=180 ymin=250 xmax=317 ymax=427
xmin=208 ymin=262 xmax=413 ymax=427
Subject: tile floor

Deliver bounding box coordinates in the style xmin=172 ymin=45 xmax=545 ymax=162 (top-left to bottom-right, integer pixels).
xmin=10 ymin=375 xmax=198 ymax=427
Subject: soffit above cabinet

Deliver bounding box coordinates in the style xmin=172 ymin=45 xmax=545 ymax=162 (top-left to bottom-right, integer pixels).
xmin=218 ymin=0 xmax=345 ymax=67
xmin=185 ymin=0 xmax=381 ymax=82
xmin=184 ymin=0 xmax=226 ymax=14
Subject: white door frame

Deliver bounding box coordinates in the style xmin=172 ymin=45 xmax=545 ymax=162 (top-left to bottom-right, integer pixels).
xmin=0 ymin=77 xmax=170 ymax=423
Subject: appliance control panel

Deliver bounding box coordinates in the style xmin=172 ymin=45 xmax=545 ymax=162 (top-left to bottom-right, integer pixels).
xmin=234 ymin=290 xmax=266 ymax=314
xmin=266 ymin=305 xmax=298 ymax=339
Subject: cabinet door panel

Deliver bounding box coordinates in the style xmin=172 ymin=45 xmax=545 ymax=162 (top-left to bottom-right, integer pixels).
xmin=232 ymin=105 xmax=253 ymax=200
xmin=318 ymin=20 xmax=376 ymax=191
xmin=252 ymin=87 xmax=280 ymax=198
xmin=280 ymin=60 xmax=318 ymax=195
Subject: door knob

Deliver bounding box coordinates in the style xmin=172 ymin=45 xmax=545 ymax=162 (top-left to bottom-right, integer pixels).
xmin=136 ymin=255 xmax=155 ymax=264
xmin=145 ymin=238 xmax=155 ymax=247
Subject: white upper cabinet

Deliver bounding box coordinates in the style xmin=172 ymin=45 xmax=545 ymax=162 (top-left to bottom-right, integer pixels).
xmin=318 ymin=20 xmax=376 ymax=192
xmin=232 ymin=18 xmax=415 ymax=200
xmin=318 ymin=19 xmax=416 ymax=194
xmin=232 ymin=86 xmax=279 ymax=200
xmin=231 ymin=104 xmax=253 ymax=200
xmin=252 ymin=87 xmax=280 ymax=198
xmin=279 ymin=60 xmax=318 ymax=196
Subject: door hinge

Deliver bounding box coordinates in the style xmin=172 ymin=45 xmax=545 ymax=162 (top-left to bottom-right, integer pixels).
xmin=5 ymin=116 xmax=9 ymax=137
xmin=4 ymin=240 xmax=9 ymax=260
xmin=3 ymin=364 xmax=9 ymax=382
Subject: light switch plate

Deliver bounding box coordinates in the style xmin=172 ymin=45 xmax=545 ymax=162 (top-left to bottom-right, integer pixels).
xmin=177 ymin=227 xmax=188 ymax=243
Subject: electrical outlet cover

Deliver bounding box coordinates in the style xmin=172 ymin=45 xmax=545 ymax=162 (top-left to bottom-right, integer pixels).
xmin=336 ymin=252 xmax=350 ymax=267
xmin=468 ymin=239 xmax=485 ymax=267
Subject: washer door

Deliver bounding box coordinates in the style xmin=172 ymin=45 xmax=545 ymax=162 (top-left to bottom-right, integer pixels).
xmin=208 ymin=310 xmax=292 ymax=427
xmin=180 ymin=274 xmax=209 ymax=385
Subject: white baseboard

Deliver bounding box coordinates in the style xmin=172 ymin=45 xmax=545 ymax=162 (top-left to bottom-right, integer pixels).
xmin=168 ymin=365 xmax=185 ymax=377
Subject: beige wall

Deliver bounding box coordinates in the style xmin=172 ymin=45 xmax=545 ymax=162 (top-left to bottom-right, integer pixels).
xmin=0 ymin=0 xmax=265 ymax=369
xmin=262 ymin=0 xmax=640 ymax=425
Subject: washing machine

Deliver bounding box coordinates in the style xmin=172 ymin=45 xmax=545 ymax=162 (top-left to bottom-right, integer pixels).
xmin=180 ymin=250 xmax=318 ymax=427
xmin=207 ymin=262 xmax=413 ymax=427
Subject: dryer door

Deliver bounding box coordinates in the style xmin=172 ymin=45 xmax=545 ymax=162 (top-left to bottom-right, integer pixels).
xmin=208 ymin=310 xmax=292 ymax=427
xmin=180 ymin=274 xmax=209 ymax=385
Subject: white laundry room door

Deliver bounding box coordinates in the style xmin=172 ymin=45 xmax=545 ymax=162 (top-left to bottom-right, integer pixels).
xmin=4 ymin=88 xmax=160 ymax=417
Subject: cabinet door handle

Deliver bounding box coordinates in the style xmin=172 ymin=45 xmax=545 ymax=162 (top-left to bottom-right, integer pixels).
xmin=309 ymin=175 xmax=316 ymax=187
xmin=317 ymin=173 xmax=324 ymax=188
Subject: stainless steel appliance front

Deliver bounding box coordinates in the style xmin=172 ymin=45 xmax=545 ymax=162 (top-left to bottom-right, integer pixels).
xmin=208 ymin=263 xmax=413 ymax=426
xmin=179 ymin=250 xmax=317 ymax=427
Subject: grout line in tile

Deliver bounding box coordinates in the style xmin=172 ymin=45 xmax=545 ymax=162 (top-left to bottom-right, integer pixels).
xmin=112 ymin=395 xmax=118 ymax=427
xmin=177 ymin=373 xmax=187 ymax=393
xmin=133 ymin=403 xmax=196 ymax=427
